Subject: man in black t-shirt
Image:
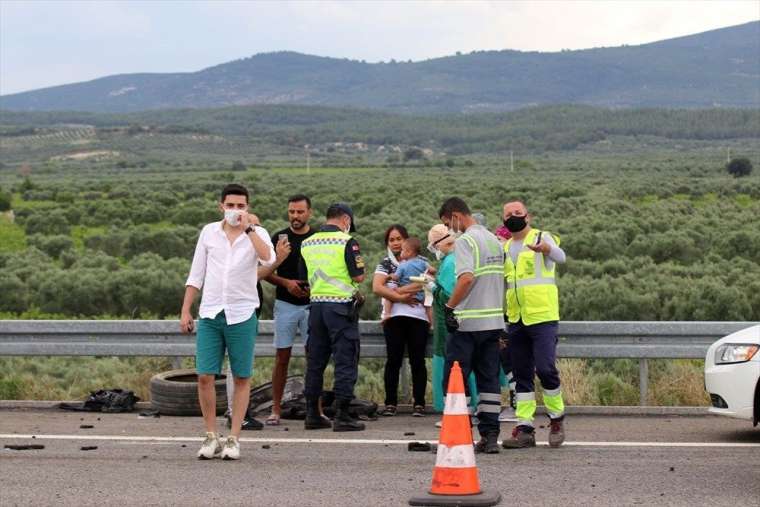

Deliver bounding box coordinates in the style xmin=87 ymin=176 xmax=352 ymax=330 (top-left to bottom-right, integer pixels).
xmin=263 ymin=194 xmax=316 ymax=425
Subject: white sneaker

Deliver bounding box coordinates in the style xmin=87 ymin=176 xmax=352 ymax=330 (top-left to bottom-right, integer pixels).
xmin=499 ymin=406 xmax=518 ymax=423
xmin=220 ymin=435 xmax=240 ymax=460
xmin=197 ymin=432 xmax=222 ymax=460
xmin=434 ymin=420 xmax=442 ymax=428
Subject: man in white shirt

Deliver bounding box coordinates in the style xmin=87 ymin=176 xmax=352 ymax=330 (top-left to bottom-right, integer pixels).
xmin=180 ymin=184 xmax=275 ymax=460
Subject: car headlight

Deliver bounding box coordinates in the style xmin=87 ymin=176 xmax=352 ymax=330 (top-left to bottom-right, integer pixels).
xmin=715 ymin=343 xmax=760 ymax=364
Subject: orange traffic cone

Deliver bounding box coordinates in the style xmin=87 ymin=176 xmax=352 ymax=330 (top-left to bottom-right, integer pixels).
xmin=409 ymin=361 xmax=501 ymax=507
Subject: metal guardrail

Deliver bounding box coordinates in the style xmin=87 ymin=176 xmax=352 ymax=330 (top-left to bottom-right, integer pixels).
xmin=1 ymin=320 xmax=756 ymax=405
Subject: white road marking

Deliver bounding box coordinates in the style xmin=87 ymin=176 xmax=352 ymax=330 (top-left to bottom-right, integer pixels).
xmin=1 ymin=434 xmax=759 ymax=448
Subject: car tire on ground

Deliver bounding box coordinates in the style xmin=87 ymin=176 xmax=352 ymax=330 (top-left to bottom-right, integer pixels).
xmin=150 ymin=369 xmax=227 ymax=416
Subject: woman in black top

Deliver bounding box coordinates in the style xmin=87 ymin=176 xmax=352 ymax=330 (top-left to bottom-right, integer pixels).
xmin=372 ymin=224 xmax=430 ymax=417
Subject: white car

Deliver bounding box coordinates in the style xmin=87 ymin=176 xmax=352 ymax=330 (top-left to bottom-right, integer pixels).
xmin=704 ymin=324 xmax=760 ymax=426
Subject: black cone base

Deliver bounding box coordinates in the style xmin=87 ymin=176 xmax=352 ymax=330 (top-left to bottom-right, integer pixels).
xmin=409 ymin=490 xmax=501 ymax=506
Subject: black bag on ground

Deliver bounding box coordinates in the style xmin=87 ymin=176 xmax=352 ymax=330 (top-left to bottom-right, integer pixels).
xmin=59 ymin=389 xmax=140 ymax=413
xmin=247 ymin=376 xmax=378 ymax=421
xmin=248 ymin=376 xmax=306 ymax=418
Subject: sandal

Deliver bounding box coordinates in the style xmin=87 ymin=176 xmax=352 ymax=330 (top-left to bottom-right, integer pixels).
xmin=380 ymin=405 xmax=397 ymax=417
xmin=265 ymin=414 xmax=280 ymax=426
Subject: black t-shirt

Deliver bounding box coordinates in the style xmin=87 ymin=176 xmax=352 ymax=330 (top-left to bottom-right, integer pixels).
xmin=272 ymin=227 xmax=316 ymax=306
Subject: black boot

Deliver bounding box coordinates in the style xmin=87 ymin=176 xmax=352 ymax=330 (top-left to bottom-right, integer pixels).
xmin=333 ymin=399 xmax=365 ymax=432
xmin=474 ymin=432 xmax=500 ymax=454
xmin=304 ymin=399 xmax=331 ymax=430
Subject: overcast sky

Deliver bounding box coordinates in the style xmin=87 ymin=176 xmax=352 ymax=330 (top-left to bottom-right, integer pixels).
xmin=1 ymin=0 xmax=758 ymax=95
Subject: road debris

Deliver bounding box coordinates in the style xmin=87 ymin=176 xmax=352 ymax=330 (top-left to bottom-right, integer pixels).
xmin=5 ymin=444 xmax=45 ymax=450
xmin=408 ymin=442 xmax=432 ymax=452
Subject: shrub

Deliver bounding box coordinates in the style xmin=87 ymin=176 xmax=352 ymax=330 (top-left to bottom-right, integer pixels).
xmin=0 ymin=189 xmax=11 ymax=211
xmin=726 ymin=157 xmax=752 ymax=177
xmin=0 ymin=274 xmax=29 ymax=313
xmin=24 ymin=212 xmax=71 ymax=236
xmin=27 ymin=234 xmax=74 ymax=259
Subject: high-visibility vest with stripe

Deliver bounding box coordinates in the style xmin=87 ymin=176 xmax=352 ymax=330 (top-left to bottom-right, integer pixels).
xmin=454 ymin=231 xmax=505 ymax=323
xmin=504 ymin=228 xmax=560 ymax=325
xmin=301 ymin=231 xmax=357 ymax=303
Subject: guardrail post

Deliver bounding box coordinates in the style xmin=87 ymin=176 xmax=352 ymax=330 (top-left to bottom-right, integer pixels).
xmin=170 ymin=356 xmax=183 ymax=370
xmin=639 ymin=358 xmax=649 ymax=406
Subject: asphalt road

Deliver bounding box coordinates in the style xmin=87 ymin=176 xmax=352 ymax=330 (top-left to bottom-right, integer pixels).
xmin=1 ymin=409 xmax=759 ymax=506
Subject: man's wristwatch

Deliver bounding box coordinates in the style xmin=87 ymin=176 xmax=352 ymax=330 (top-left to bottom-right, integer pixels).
xmin=245 ymin=225 xmax=256 ymax=235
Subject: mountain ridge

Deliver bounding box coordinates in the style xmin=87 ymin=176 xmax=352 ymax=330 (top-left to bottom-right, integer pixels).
xmin=1 ymin=21 xmax=758 ymax=113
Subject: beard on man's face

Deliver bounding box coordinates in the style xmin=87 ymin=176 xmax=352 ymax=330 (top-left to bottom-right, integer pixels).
xmin=290 ymin=219 xmax=305 ymax=229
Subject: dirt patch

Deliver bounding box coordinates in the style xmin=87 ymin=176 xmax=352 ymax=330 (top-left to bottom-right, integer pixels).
xmin=51 ymin=150 xmax=120 ymax=161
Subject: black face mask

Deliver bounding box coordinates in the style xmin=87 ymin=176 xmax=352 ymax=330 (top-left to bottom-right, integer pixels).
xmin=504 ymin=215 xmax=527 ymax=233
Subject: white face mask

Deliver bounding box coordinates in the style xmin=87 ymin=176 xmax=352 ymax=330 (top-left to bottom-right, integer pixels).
xmin=449 ymin=215 xmax=462 ymax=238
xmin=434 ymin=249 xmax=444 ymax=261
xmin=224 ymin=209 xmax=244 ymax=226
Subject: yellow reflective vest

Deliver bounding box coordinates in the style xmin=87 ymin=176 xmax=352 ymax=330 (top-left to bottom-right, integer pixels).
xmin=301 ymin=231 xmax=357 ymax=303
xmin=504 ymin=228 xmax=560 ymax=325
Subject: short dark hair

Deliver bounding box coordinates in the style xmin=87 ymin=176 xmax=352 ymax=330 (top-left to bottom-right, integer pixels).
xmin=288 ymin=194 xmax=311 ymax=208
xmin=438 ymin=197 xmax=470 ymax=218
xmin=384 ymin=224 xmax=409 ymax=246
xmin=326 ymin=206 xmax=349 ymax=220
xmin=403 ymin=237 xmax=422 ymax=255
xmin=221 ymin=183 xmax=249 ymax=203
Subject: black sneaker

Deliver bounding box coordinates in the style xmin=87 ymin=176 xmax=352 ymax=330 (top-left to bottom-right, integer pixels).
xmin=380 ymin=405 xmax=397 ymax=417
xmin=412 ymin=405 xmax=425 ymax=417
xmin=501 ymin=425 xmax=536 ymax=449
xmin=227 ymin=414 xmax=263 ymax=431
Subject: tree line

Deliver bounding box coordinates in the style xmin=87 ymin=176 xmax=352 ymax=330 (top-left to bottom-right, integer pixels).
xmin=1 ymin=160 xmax=758 ymax=322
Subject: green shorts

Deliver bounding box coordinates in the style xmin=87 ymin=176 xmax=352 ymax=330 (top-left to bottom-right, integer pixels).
xmin=196 ymin=311 xmax=257 ymax=378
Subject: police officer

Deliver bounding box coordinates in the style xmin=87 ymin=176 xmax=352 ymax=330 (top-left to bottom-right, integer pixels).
xmin=301 ymin=203 xmax=366 ymax=432
xmin=500 ymin=200 xmax=567 ymax=449
xmin=439 ymin=197 xmax=505 ymax=454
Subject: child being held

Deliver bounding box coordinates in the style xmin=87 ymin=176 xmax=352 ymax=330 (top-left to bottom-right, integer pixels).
xmin=383 ymin=237 xmax=435 ymax=323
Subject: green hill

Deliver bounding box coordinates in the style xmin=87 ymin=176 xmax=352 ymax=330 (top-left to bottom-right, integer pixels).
xmin=1 ymin=22 xmax=758 ymax=113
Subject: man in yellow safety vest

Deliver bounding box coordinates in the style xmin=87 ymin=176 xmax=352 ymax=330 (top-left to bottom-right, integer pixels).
xmin=300 ymin=203 xmax=366 ymax=432
xmin=501 ymin=200 xmax=567 ymax=449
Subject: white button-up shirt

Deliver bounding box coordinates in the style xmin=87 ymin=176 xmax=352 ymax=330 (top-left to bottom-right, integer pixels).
xmin=186 ymin=221 xmax=275 ymax=325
